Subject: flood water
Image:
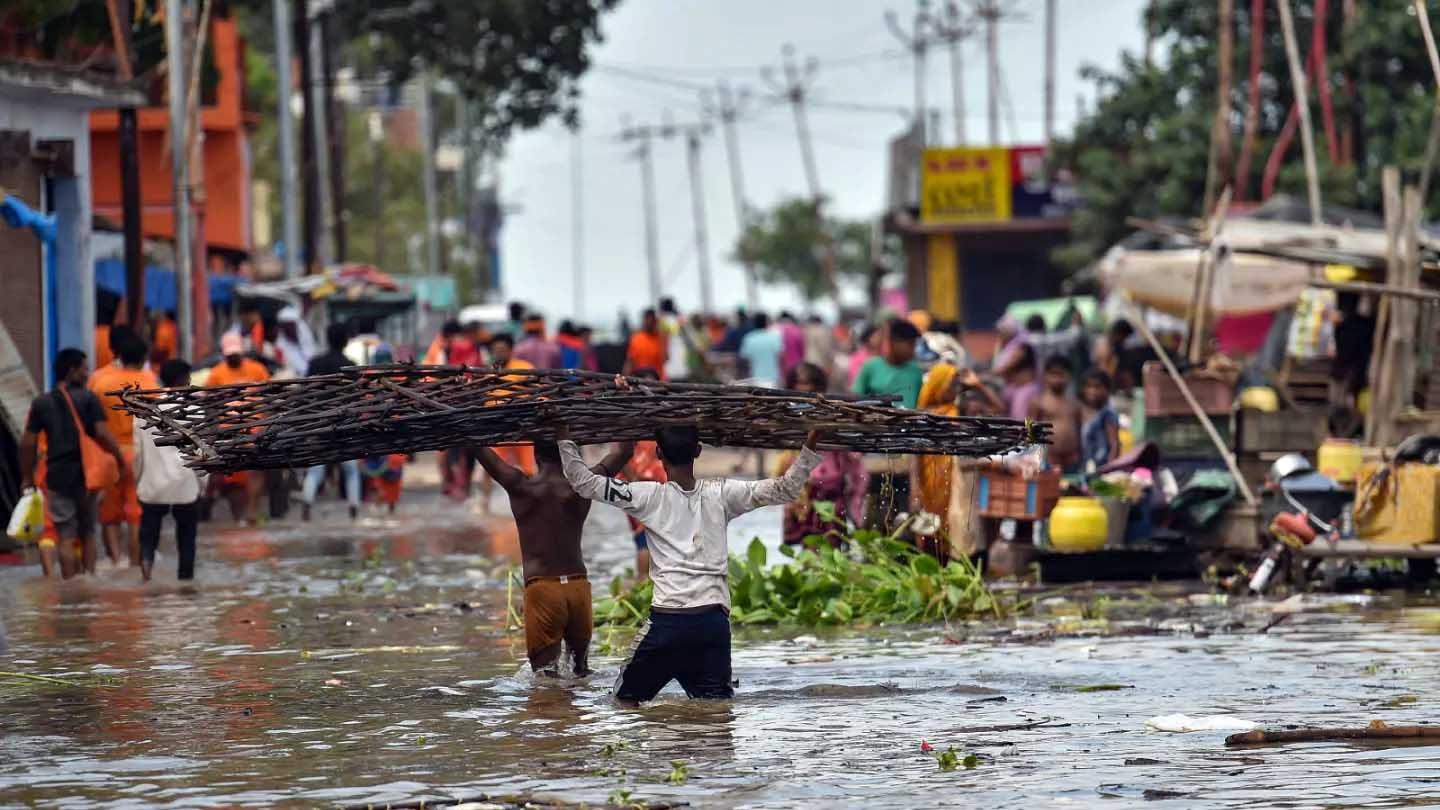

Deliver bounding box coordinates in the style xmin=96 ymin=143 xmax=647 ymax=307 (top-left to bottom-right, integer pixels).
xmin=4 ymin=489 xmax=1440 ymax=808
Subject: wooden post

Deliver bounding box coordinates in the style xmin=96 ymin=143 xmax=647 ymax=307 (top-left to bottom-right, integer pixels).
xmin=1275 ymin=0 xmax=1323 ymax=225
xmin=1187 ymin=187 xmax=1232 ymax=364
xmin=1389 ymin=187 xmax=1423 ymax=441
xmin=1204 ymin=0 xmax=1234 ymax=213
xmin=1367 ymin=168 xmax=1402 ymax=446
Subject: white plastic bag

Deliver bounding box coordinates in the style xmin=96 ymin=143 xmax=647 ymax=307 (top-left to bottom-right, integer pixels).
xmin=1145 ymin=714 xmax=1257 ymax=733
xmin=6 ymin=488 xmax=45 ymax=542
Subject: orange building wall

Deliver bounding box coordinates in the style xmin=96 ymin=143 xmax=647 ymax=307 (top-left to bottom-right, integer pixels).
xmin=90 ymin=17 xmax=252 ymax=254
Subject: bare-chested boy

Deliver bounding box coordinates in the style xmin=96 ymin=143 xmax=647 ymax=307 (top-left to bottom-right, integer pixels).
xmin=475 ymin=439 xmax=633 ymax=676
xmin=1029 ymin=355 xmax=1082 ymax=473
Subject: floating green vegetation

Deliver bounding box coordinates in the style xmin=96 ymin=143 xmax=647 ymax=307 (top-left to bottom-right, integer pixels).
xmin=596 ymin=529 xmax=999 ymax=628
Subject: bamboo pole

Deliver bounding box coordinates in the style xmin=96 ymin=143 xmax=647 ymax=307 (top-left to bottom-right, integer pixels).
xmin=1187 ymin=187 xmax=1232 ymax=364
xmin=1413 ymin=0 xmax=1440 ymax=201
xmin=1367 ymin=169 xmax=1402 ymax=445
xmin=1124 ymin=297 xmax=1258 ymax=506
xmin=1275 ymin=0 xmax=1323 ymax=226
xmin=1204 ymin=0 xmax=1235 ymax=213
xmin=1307 ymin=278 xmax=1440 ymax=303
xmin=1387 ymin=187 xmax=1424 ymax=443
xmin=1227 ymin=724 xmax=1440 ymax=747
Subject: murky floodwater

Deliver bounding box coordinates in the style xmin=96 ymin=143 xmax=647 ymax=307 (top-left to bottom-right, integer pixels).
xmin=4 ymin=490 xmax=1440 ymax=808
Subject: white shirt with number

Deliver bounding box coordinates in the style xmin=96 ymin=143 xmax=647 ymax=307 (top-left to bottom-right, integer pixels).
xmin=559 ymin=441 xmax=820 ymax=612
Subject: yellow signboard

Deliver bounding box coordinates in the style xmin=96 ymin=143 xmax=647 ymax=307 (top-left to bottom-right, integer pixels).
xmin=920 ymin=147 xmax=1013 ymax=224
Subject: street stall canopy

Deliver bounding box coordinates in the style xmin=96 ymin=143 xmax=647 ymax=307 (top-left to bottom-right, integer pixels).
xmin=236 ymin=263 xmax=404 ymax=309
xmin=1099 ymin=195 xmax=1440 ymax=319
xmin=95 ymin=259 xmax=240 ymax=310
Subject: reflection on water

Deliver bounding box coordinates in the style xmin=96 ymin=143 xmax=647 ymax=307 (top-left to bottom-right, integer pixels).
xmin=3 ymin=494 xmax=1440 ymax=808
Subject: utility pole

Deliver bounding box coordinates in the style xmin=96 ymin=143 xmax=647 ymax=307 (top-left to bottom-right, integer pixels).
xmin=620 ymin=122 xmax=661 ymax=305
xmin=1044 ymin=0 xmax=1056 ymax=148
xmin=713 ymin=81 xmax=759 ymax=310
xmin=273 ymin=0 xmax=301 ymax=279
xmin=368 ymin=110 xmax=385 ymax=272
xmin=295 ymin=0 xmax=318 ymax=272
xmin=320 ymin=9 xmax=345 ymax=262
xmin=185 ymin=0 xmax=210 ymax=358
xmin=571 ymin=128 xmax=584 ymax=319
xmin=417 ymin=74 xmax=441 ymax=278
xmin=763 ymin=45 xmax=823 ymax=202
xmin=683 ymin=126 xmax=715 ymax=314
xmin=932 ymin=1 xmax=972 ymax=145
xmin=164 ymin=0 xmax=193 ymax=360
xmin=109 ymin=0 xmax=145 ymax=328
xmin=762 ymin=45 xmax=837 ymax=300
xmin=308 ymin=8 xmax=332 ymax=268
xmin=458 ymin=93 xmax=476 ymax=292
xmin=971 ymin=0 xmax=1012 ymax=145
xmin=885 ymin=0 xmax=932 ymax=145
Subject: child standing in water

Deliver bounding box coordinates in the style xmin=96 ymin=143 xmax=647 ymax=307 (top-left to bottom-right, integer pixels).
xmin=557 ymin=423 xmax=823 ymax=705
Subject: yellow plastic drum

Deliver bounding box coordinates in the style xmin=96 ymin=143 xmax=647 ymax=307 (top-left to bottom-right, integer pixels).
xmin=1318 ymin=440 xmax=1364 ymax=484
xmin=1048 ymin=497 xmax=1110 ymax=552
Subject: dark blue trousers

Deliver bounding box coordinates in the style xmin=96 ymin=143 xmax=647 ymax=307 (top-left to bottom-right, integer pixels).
xmin=614 ymin=607 xmax=732 ymax=703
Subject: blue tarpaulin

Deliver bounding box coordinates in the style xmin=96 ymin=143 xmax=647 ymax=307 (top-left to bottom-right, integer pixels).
xmin=94 ymin=259 xmax=240 ymax=311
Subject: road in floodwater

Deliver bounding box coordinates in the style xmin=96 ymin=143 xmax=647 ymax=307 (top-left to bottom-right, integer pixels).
xmin=3 ymin=488 xmax=1440 ymax=808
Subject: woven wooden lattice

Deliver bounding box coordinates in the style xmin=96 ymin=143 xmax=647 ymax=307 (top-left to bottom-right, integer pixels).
xmin=114 ymin=366 xmax=1051 ymax=472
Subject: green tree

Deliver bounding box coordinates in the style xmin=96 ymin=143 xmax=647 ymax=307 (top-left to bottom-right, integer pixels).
xmin=1054 ymin=1 xmax=1436 ymax=270
xmin=331 ymin=0 xmax=620 ymax=143
xmin=733 ymin=198 xmax=882 ymax=301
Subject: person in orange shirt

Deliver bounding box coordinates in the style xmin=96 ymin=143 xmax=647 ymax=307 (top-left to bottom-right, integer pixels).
xmin=489 ymin=332 xmax=535 ymax=472
xmin=90 ymin=331 xmax=158 ymax=567
xmin=463 ymin=333 xmax=536 ymax=507
xmin=207 ymin=332 xmax=271 ymax=523
xmin=152 ymin=312 xmax=179 ymax=364
xmin=207 ymin=332 xmax=271 ymax=386
xmin=94 ymin=323 xmax=114 ymax=370
xmin=624 ymin=308 xmax=668 ymax=380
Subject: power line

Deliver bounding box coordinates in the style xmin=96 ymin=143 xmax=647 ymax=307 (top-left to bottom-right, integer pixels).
xmin=594 ymin=49 xmax=906 ymax=78
xmin=591 ymin=63 xmax=709 ymax=92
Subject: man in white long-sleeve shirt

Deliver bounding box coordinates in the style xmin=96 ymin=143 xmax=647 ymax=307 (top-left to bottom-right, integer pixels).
xmin=558 ymin=424 xmax=823 ymax=705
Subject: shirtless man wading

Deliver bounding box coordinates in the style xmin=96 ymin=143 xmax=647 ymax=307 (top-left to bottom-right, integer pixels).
xmin=475 ymin=439 xmax=633 ymax=676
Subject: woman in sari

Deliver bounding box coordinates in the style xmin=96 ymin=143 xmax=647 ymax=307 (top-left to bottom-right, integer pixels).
xmin=909 ymin=363 xmax=1011 ymax=560
xmin=776 ymin=363 xmax=867 ymax=546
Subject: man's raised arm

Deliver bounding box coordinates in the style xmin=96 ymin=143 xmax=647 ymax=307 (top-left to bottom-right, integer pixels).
xmin=558 ymin=439 xmax=652 ymax=518
xmin=721 ymin=430 xmax=826 ymax=517
xmin=473 ymin=446 xmax=525 ymax=490
xmin=592 ymin=441 xmax=635 ymax=477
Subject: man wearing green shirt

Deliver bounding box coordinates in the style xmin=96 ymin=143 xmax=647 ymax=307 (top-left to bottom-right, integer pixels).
xmin=851 ymin=318 xmax=925 ymax=528
xmin=852 ymin=318 xmax=924 ymax=408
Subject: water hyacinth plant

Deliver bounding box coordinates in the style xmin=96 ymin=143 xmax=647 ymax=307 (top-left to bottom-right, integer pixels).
xmin=595 ymin=526 xmax=1000 ymax=628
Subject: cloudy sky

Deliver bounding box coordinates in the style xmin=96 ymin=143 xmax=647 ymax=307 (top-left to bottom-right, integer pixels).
xmin=497 ymin=0 xmax=1151 ymax=327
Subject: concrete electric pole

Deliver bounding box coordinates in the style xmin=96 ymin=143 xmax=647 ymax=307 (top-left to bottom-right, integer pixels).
xmin=712 ymin=81 xmax=760 ymax=310
xmin=885 ymin=0 xmax=933 ymax=146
